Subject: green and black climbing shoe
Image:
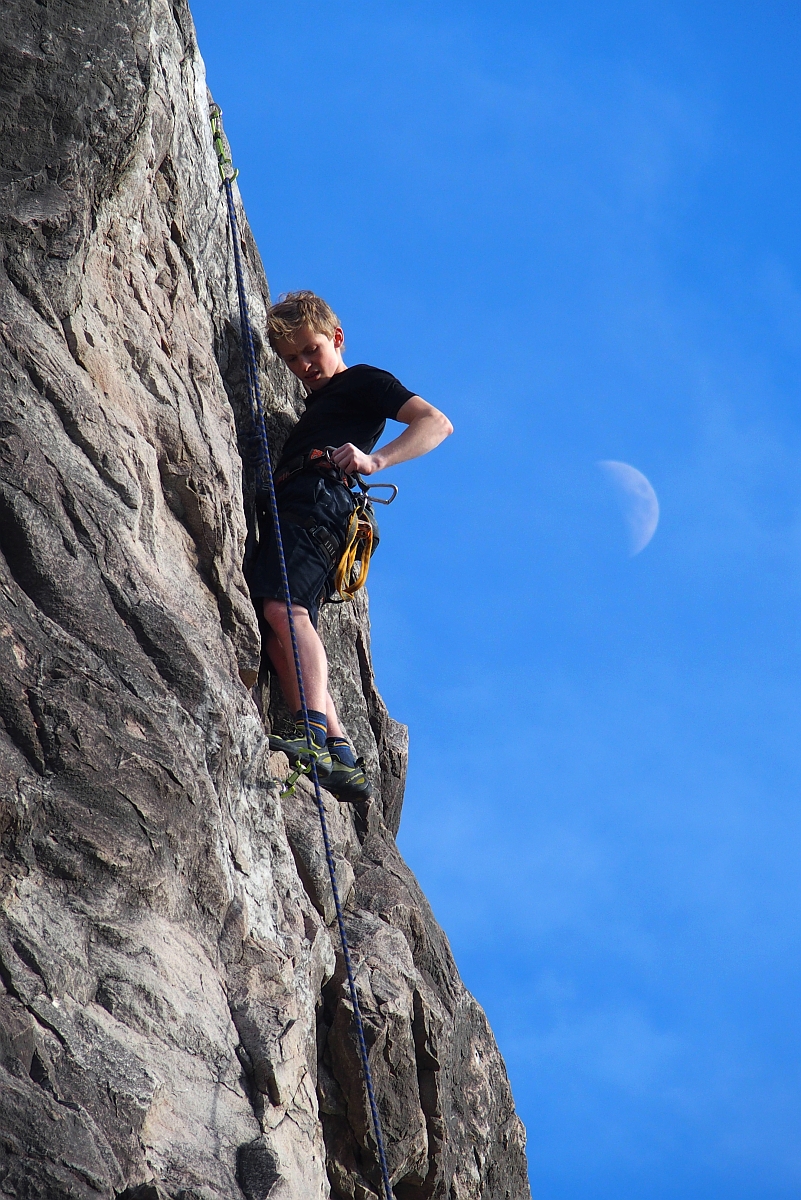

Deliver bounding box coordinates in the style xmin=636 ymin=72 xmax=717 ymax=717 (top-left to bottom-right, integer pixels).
xmin=325 ymin=751 xmax=372 ymax=802
xmin=268 ymin=730 xmax=333 ymax=781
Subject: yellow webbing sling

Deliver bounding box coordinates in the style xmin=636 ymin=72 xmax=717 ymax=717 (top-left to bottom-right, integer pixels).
xmin=333 ymin=496 xmax=375 ymax=600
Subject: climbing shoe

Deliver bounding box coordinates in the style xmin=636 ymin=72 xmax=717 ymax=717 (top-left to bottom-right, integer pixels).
xmin=325 ymin=751 xmax=372 ymax=802
xmin=268 ymin=730 xmax=333 ymax=781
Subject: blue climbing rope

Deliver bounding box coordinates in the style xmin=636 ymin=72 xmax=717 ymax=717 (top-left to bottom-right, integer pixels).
xmin=209 ymin=106 xmax=395 ymax=1200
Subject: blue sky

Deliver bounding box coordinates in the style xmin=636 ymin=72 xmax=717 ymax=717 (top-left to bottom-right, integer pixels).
xmin=190 ymin=3 xmax=801 ymax=1196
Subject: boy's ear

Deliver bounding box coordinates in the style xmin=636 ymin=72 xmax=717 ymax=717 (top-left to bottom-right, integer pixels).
xmin=333 ymin=326 xmax=344 ymax=348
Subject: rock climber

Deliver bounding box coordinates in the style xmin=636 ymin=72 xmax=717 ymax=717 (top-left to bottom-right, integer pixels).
xmin=250 ymin=291 xmax=453 ymax=802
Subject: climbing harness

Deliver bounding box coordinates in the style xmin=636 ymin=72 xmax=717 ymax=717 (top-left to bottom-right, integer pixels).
xmin=273 ymin=445 xmax=341 ymax=488
xmin=274 ymin=446 xmax=398 ymax=601
xmin=210 ymin=106 xmax=395 ymax=1200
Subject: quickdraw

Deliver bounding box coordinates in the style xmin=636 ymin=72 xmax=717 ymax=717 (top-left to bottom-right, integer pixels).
xmin=280 ymin=758 xmax=312 ymax=798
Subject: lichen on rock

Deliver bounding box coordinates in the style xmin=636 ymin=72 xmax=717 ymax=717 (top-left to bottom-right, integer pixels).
xmin=0 ymin=2 xmax=531 ymax=1197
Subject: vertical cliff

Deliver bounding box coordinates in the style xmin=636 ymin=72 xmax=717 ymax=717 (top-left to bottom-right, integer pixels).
xmin=0 ymin=2 xmax=531 ymax=1197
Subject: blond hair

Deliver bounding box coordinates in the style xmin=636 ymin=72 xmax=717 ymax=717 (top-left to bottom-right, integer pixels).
xmin=266 ymin=291 xmax=340 ymax=350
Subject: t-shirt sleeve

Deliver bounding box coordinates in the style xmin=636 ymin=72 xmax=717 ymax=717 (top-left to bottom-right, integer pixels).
xmin=365 ymin=367 xmax=416 ymax=419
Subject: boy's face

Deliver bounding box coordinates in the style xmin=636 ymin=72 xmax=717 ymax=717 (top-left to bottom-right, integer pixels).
xmin=274 ymin=324 xmax=346 ymax=391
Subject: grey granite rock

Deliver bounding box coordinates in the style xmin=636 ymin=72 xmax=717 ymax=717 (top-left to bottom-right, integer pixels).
xmin=0 ymin=1 xmax=531 ymax=1197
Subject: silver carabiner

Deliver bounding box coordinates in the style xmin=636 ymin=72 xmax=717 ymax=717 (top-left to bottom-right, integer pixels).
xmin=354 ymin=478 xmax=399 ymax=505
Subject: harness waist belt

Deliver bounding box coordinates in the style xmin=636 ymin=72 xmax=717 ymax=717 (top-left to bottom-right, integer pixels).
xmin=274 ymin=447 xmax=352 ymax=489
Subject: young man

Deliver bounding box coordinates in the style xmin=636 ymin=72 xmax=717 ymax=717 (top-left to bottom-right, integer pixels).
xmin=251 ymin=291 xmax=452 ymax=801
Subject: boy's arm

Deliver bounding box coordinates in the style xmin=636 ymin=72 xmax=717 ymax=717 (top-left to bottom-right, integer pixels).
xmin=330 ymin=396 xmax=453 ymax=477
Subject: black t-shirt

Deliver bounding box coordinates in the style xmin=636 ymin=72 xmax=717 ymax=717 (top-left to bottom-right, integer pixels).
xmin=277 ymin=364 xmax=415 ymax=469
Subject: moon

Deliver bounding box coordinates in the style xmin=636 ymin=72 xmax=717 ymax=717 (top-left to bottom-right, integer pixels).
xmin=598 ymin=461 xmax=659 ymax=555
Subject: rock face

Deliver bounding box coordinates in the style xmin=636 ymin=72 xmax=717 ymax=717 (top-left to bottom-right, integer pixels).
xmin=0 ymin=3 xmax=531 ymax=1198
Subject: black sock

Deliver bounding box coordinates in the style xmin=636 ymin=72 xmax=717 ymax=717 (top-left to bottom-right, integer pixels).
xmin=296 ymin=709 xmax=327 ymax=749
xmin=327 ymin=736 xmax=356 ymax=767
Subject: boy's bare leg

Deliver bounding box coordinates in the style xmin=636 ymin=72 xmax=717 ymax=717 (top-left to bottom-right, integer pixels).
xmin=263 ymin=599 xmax=344 ymax=737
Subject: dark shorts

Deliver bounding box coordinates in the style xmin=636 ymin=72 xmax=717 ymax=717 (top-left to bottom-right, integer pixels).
xmin=248 ymin=471 xmax=355 ymax=627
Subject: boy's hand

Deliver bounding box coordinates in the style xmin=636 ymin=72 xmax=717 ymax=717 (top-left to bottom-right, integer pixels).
xmin=330 ymin=443 xmax=377 ymax=476
xmin=331 ymin=398 xmax=453 ymax=477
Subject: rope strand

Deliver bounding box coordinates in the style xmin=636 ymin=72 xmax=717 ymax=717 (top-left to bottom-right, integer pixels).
xmin=212 ymin=107 xmax=395 ymax=1200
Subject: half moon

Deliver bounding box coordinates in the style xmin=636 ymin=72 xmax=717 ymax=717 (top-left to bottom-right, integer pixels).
xmin=598 ymin=461 xmax=659 ymax=555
